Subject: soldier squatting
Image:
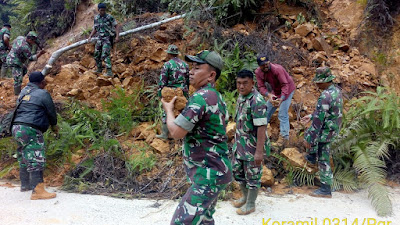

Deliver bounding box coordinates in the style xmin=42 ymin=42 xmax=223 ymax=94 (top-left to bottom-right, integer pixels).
xmin=1 ymin=2 xmax=344 ymax=225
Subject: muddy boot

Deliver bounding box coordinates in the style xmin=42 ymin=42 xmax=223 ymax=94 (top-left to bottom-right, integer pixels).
xmin=30 ymin=171 xmax=56 ymax=200
xmin=156 ymin=123 xmax=169 ymax=140
xmin=14 ymin=85 xmax=21 ymax=96
xmin=236 ymin=188 xmax=258 ymax=215
xmin=310 ymin=184 xmax=332 ymax=198
xmin=232 ymin=183 xmax=248 ymax=208
xmin=305 ymin=153 xmax=317 ymax=164
xmin=19 ymin=167 xmax=31 ymax=192
xmin=105 ymin=68 xmax=113 ymax=77
xmin=94 ymin=62 xmax=103 ymax=74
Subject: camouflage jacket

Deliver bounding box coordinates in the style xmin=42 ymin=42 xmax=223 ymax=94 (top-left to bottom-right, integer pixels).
xmin=94 ymin=13 xmax=117 ymax=39
xmin=233 ymin=88 xmax=271 ymax=161
xmin=6 ymin=36 xmax=37 ymax=68
xmin=158 ymin=57 xmax=190 ymax=97
xmin=0 ymin=27 xmax=11 ymax=51
xmin=305 ymin=84 xmax=343 ymax=145
xmin=174 ymin=83 xmax=232 ymax=186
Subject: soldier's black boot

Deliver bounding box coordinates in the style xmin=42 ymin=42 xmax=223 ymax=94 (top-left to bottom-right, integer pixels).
xmin=310 ymin=184 xmax=332 ymax=198
xmin=30 ymin=170 xmax=56 ymax=200
xmin=14 ymin=85 xmax=21 ymax=96
xmin=305 ymin=153 xmax=317 ymax=164
xmin=19 ymin=167 xmax=31 ymax=192
xmin=106 ymin=68 xmax=113 ymax=77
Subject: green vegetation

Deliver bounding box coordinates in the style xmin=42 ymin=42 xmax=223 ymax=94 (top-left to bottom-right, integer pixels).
xmin=333 ymin=86 xmax=400 ymax=216
xmin=161 ymin=0 xmax=264 ymax=25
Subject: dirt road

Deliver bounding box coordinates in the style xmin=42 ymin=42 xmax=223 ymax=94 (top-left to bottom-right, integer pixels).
xmin=0 ymin=180 xmax=399 ymax=225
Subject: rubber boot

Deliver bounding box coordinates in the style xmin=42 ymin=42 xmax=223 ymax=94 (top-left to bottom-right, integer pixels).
xmin=14 ymin=85 xmax=21 ymax=96
xmin=232 ymin=183 xmax=248 ymax=208
xmin=106 ymin=68 xmax=113 ymax=77
xmin=95 ymin=63 xmax=103 ymax=74
xmin=156 ymin=123 xmax=169 ymax=140
xmin=30 ymin=171 xmax=56 ymax=200
xmin=19 ymin=167 xmax=31 ymax=192
xmin=0 ymin=64 xmax=7 ymax=78
xmin=305 ymin=153 xmax=317 ymax=164
xmin=310 ymin=184 xmax=332 ymax=198
xmin=236 ymin=188 xmax=258 ymax=215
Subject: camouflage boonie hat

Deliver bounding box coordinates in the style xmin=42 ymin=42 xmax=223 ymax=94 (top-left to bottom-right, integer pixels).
xmin=313 ymin=67 xmax=335 ymax=83
xmin=27 ymin=31 xmax=38 ymax=38
xmin=166 ymin=44 xmax=179 ymax=55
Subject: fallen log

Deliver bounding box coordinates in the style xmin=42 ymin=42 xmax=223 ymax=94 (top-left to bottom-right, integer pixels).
xmin=41 ymin=14 xmax=186 ymax=75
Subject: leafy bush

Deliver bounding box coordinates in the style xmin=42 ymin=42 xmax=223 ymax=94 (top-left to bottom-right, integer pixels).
xmin=333 ymin=86 xmax=400 ymax=216
xmin=162 ymin=0 xmax=265 ymax=25
xmin=126 ymin=144 xmax=157 ymax=173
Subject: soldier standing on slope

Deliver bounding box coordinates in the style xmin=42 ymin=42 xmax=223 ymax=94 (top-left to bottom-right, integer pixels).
xmin=88 ymin=3 xmax=120 ymax=77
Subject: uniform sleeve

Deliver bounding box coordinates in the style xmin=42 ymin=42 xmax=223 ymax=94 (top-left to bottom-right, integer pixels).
xmin=21 ymin=46 xmax=36 ymax=62
xmin=93 ymin=16 xmax=99 ymax=31
xmin=158 ymin=62 xmax=170 ymax=97
xmin=255 ymin=68 xmax=269 ymax=97
xmin=111 ymin=16 xmax=117 ymax=26
xmin=251 ymin=94 xmax=268 ymax=126
xmin=42 ymin=92 xmax=57 ymax=126
xmin=304 ymin=92 xmax=331 ymax=145
xmin=174 ymin=93 xmax=206 ymax=132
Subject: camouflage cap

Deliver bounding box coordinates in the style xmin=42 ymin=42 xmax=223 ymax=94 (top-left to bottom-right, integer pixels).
xmin=185 ymin=50 xmax=224 ymax=71
xmin=26 ymin=31 xmax=38 ymax=38
xmin=166 ymin=44 xmax=179 ymax=55
xmin=313 ymin=67 xmax=335 ymax=83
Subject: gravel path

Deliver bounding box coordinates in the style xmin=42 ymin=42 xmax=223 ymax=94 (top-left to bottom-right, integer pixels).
xmin=0 ymin=180 xmax=399 ymax=225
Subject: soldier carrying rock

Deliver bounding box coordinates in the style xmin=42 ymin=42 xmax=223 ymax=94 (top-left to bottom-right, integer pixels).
xmin=156 ymin=44 xmax=189 ymax=139
xmin=6 ymin=31 xmax=46 ymax=95
xmin=88 ymin=3 xmax=120 ymax=77
xmin=162 ymin=50 xmax=232 ymax=224
xmin=0 ymin=24 xmax=12 ymax=78
xmin=301 ymin=67 xmax=343 ymax=198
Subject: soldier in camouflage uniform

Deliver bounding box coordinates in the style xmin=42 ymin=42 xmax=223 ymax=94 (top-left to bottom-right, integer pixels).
xmin=301 ymin=67 xmax=343 ymax=198
xmin=0 ymin=24 xmax=12 ymax=78
xmin=11 ymin=71 xmax=58 ymax=200
xmin=6 ymin=31 xmax=45 ymax=95
xmin=88 ymin=3 xmax=120 ymax=77
xmin=232 ymin=69 xmax=271 ymax=215
xmin=156 ymin=44 xmax=189 ymax=139
xmin=162 ymin=50 xmax=232 ymax=224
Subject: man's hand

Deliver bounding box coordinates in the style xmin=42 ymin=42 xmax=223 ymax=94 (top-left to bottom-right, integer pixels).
xmin=161 ymin=96 xmax=177 ymax=113
xmin=301 ymin=114 xmax=312 ymax=125
xmin=115 ymin=36 xmax=119 ymax=43
xmin=254 ymin=151 xmax=263 ymax=166
xmin=51 ymin=125 xmax=59 ymax=136
xmin=38 ymin=50 xmax=46 ymax=57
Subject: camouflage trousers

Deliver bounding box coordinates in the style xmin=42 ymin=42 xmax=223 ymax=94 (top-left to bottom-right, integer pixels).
xmin=310 ymin=142 xmax=333 ymax=186
xmin=0 ymin=50 xmax=8 ymax=78
xmin=11 ymin=66 xmax=27 ymax=91
xmin=233 ymin=157 xmax=262 ymax=189
xmin=94 ymin=39 xmax=112 ymax=70
xmin=170 ymin=183 xmax=227 ymax=225
xmin=11 ymin=125 xmax=46 ymax=172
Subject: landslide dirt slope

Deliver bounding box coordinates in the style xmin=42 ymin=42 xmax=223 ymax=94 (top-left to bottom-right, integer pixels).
xmin=0 ymin=0 xmax=394 ymax=193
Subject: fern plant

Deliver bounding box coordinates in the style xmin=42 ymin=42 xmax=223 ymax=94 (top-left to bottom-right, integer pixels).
xmin=333 ymin=86 xmax=400 ymax=216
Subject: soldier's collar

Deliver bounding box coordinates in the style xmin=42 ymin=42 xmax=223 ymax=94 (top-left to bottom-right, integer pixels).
xmin=238 ymin=89 xmax=255 ymax=101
